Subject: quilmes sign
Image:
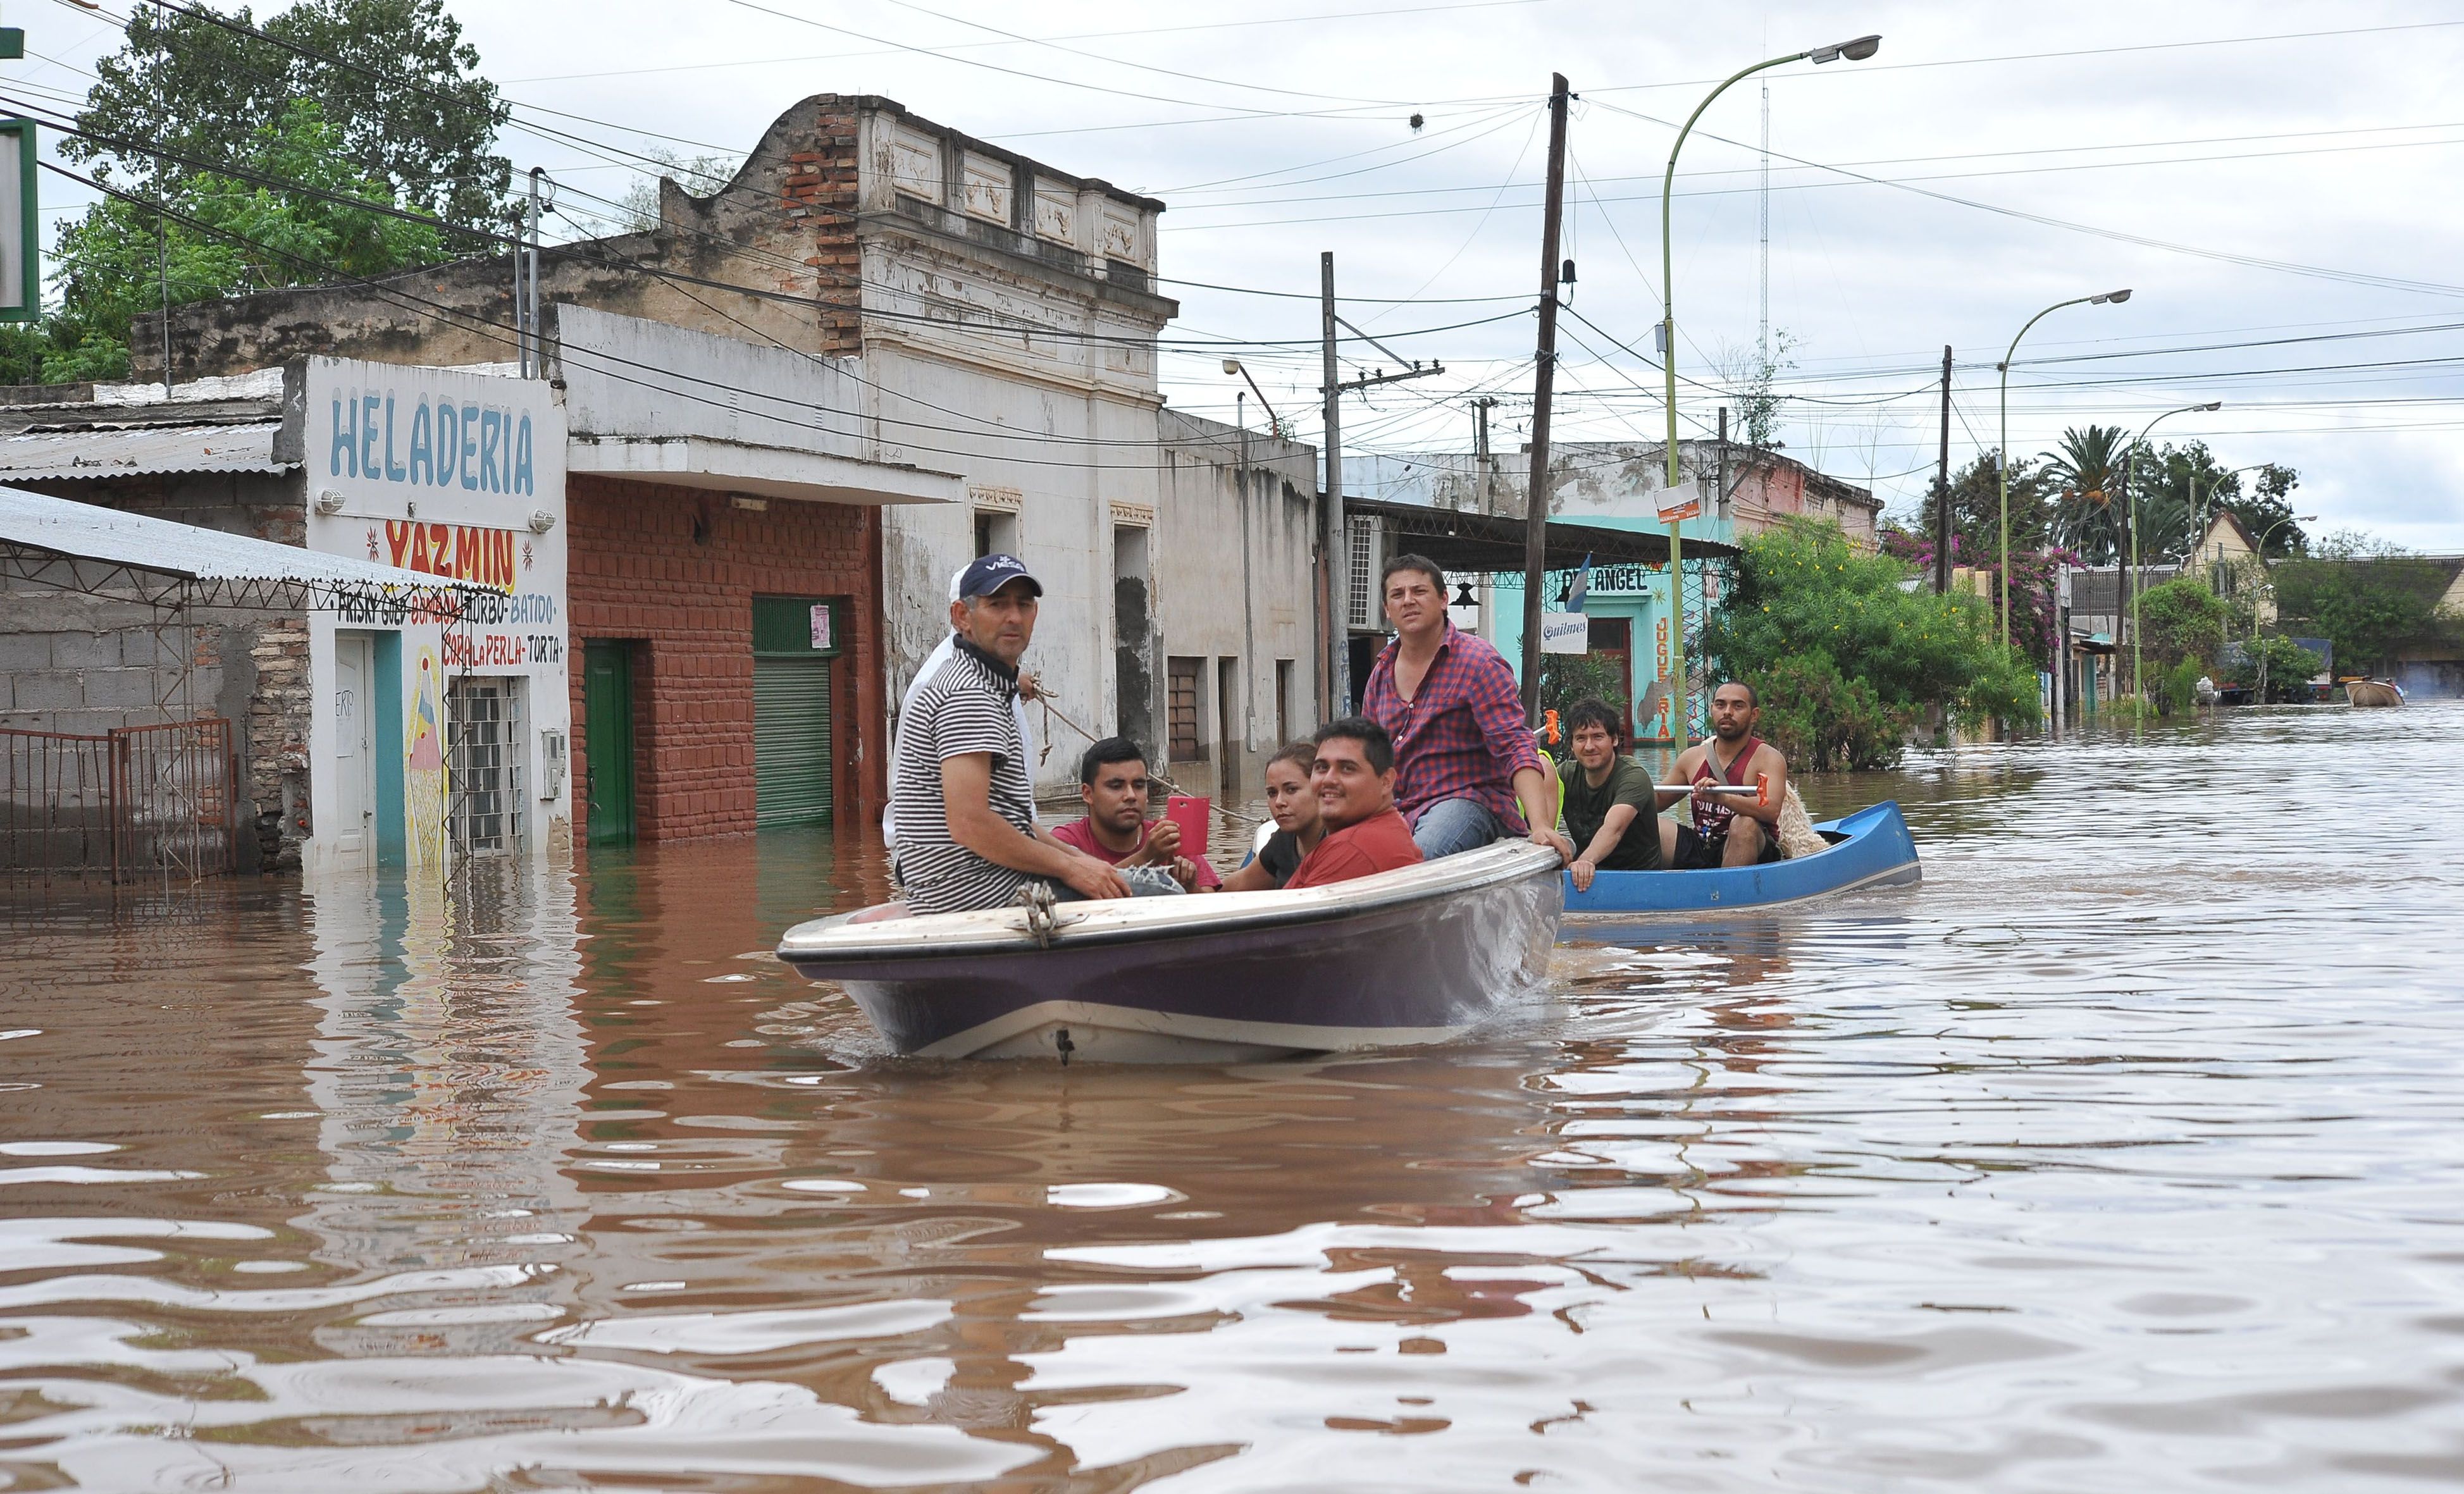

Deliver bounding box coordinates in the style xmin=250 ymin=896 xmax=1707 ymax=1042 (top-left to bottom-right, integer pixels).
xmin=326 ymin=377 xmax=542 ymax=497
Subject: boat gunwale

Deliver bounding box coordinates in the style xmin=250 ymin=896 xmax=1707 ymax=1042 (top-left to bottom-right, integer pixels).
xmin=1557 ymin=800 xmax=1918 ymax=919
xmin=777 ymin=839 xmax=1562 ymax=965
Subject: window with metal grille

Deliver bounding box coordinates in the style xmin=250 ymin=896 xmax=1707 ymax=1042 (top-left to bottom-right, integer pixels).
xmin=1345 ymin=514 xmax=1378 ymax=629
xmin=1167 ymin=657 xmax=1204 ymax=762
xmin=447 ymin=676 xmax=526 ymax=857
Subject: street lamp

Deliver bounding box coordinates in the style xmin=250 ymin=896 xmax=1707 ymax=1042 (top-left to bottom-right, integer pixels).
xmin=1660 ymin=33 xmax=1879 ymax=738
xmin=1997 ymin=288 xmax=2131 ymax=652
xmin=1222 ymin=359 xmax=1280 ymax=435
xmin=2124 ymin=400 xmax=2223 ymax=705
xmin=2249 ymin=510 xmax=2317 ymax=705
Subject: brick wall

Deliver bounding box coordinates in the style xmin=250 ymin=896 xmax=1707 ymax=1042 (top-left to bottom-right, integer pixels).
xmin=783 ymin=105 xmax=862 ymax=357
xmin=564 ymin=475 xmax=882 ymax=843
xmin=0 ymin=476 xmax=309 ymax=870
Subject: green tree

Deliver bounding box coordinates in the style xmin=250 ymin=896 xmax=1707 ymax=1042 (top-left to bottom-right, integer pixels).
xmin=1722 ymin=328 xmax=1798 ymax=450
xmin=1921 ymin=451 xmax=2053 ymax=569
xmin=2270 ymin=531 xmax=2464 ymax=673
xmin=45 ymin=99 xmax=445 ymax=381
xmin=2040 ymin=424 xmax=2129 ymax=565
xmin=2136 ymin=576 xmax=2229 ymax=671
xmin=66 ymin=0 xmax=509 ymax=241
xmin=1704 ymin=517 xmax=2039 ymax=770
xmin=2241 ymin=635 xmax=2325 ymax=702
xmin=1535 ymin=652 xmax=1628 ymax=731
xmin=2128 ymin=441 xmax=2306 ymax=562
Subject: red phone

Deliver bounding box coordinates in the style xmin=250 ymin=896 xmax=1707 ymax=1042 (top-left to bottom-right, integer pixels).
xmin=1163 ymin=795 xmax=1210 ymax=858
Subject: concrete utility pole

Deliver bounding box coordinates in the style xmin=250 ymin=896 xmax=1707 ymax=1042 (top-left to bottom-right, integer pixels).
xmin=1520 ymin=73 xmax=1571 ymax=727
xmin=1716 ymin=406 xmax=1730 ymax=514
xmin=1316 ymin=259 xmax=1447 ymax=718
xmin=1472 ymin=397 xmax=1497 ymax=512
xmin=522 ymin=168 xmax=545 ymax=378
xmin=1320 ymin=252 xmax=1345 ymax=717
xmin=1935 ymin=344 xmax=1952 ymax=594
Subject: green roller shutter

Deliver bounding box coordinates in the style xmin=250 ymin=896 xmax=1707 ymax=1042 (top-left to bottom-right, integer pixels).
xmin=754 ymin=657 xmax=833 ymax=826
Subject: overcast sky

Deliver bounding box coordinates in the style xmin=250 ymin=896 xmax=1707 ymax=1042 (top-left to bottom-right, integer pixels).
xmin=25 ymin=1 xmax=2464 ymax=550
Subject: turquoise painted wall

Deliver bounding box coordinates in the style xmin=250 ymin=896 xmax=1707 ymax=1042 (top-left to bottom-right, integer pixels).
xmin=373 ymin=631 xmax=406 ymax=867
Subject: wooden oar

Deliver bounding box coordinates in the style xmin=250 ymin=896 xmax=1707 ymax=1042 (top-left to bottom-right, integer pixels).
xmin=1646 ymin=773 xmax=1773 ymax=810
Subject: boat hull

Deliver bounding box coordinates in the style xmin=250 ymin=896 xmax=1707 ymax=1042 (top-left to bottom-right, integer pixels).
xmin=777 ymin=841 xmax=1564 ymax=1061
xmin=2348 ymin=679 xmax=2403 ymax=708
xmin=1563 ymin=801 xmax=1920 ymax=917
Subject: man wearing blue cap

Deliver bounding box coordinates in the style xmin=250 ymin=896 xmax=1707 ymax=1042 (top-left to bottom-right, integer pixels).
xmin=889 ymin=554 xmax=1133 ymax=913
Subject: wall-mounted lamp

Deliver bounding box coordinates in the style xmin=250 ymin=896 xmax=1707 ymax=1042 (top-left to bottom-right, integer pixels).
xmin=313 ymin=488 xmax=345 ymax=515
xmin=729 ymin=494 xmax=769 ymax=512
xmin=527 ymin=509 xmax=557 ymax=534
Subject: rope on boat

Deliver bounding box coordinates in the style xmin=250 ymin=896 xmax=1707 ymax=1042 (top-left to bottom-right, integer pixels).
xmin=1034 ymin=691 xmax=1270 ymax=830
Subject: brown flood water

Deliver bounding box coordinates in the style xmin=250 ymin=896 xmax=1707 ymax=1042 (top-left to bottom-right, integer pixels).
xmin=4 ymin=703 xmax=2461 ymax=1491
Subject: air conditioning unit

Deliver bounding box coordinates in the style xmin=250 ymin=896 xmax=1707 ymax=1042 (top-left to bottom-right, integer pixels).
xmin=1345 ymin=514 xmax=1379 ymax=629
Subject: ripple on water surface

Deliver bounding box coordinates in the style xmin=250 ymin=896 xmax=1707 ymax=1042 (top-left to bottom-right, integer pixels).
xmin=1 ymin=705 xmax=2461 ymax=1490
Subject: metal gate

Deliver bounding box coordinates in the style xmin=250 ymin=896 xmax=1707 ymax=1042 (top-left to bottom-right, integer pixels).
xmin=1 ymin=719 xmax=236 ymax=882
xmin=447 ymin=677 xmax=526 ymax=858
xmin=753 ymin=657 xmax=833 ymax=826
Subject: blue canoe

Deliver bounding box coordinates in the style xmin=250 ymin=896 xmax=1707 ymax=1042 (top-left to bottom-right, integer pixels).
xmin=1561 ymin=800 xmax=1920 ymax=917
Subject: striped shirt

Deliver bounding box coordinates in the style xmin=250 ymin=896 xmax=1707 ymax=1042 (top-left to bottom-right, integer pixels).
xmin=889 ymin=639 xmax=1037 ymax=915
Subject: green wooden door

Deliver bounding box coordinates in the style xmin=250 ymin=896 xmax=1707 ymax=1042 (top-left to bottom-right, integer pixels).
xmin=751 ymin=596 xmax=845 ymax=829
xmin=583 ymin=641 xmax=636 ymax=846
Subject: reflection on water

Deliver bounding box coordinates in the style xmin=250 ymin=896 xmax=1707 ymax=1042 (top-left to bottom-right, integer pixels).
xmin=4 ymin=705 xmax=2462 ymax=1490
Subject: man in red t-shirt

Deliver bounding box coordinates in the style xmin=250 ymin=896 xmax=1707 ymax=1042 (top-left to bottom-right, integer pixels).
xmin=1285 ymin=717 xmax=1425 ymax=890
xmin=1048 ymin=736 xmax=1220 ymax=891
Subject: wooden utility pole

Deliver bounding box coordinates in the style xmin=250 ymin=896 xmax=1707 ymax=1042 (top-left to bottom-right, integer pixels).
xmin=1935 ymin=344 xmax=1953 ymax=593
xmin=1320 ymin=251 xmax=1345 ymax=718
xmin=1519 ymin=73 xmax=1571 ymax=726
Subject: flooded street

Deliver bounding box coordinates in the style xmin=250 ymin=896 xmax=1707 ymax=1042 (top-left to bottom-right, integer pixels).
xmin=4 ymin=703 xmax=2461 ymax=1491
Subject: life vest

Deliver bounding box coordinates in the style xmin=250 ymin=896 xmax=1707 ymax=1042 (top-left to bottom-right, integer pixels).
xmin=1690 ymin=734 xmax=1763 ymax=837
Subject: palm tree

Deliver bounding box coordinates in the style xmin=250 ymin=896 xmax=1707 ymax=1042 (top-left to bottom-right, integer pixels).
xmin=2040 ymin=424 xmax=2129 ymax=565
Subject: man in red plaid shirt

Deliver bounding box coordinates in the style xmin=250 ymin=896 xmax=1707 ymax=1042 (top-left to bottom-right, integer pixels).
xmin=1360 ymin=554 xmax=1576 ymax=863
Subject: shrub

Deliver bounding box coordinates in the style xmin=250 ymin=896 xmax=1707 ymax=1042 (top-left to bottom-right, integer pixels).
xmin=1704 ymin=518 xmax=2039 ymax=769
xmin=1752 ymin=654 xmax=1907 ymax=770
xmin=2138 ymin=577 xmax=2229 ymax=672
xmin=2159 ymin=657 xmax=2206 ymax=715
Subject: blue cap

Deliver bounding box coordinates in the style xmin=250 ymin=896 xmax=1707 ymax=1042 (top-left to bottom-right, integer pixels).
xmin=956 ymin=552 xmax=1043 ymax=601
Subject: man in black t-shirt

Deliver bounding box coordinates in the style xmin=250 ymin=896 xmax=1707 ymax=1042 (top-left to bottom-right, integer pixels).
xmin=1556 ymin=697 xmax=1676 ymax=891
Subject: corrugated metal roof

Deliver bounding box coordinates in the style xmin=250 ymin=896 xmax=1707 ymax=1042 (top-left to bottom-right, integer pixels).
xmin=0 ymin=486 xmax=487 ymax=599
xmin=0 ymin=422 xmax=288 ymax=481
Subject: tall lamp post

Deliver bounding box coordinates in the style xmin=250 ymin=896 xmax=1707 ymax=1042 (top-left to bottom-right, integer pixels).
xmin=2124 ymin=400 xmax=2223 ymax=704
xmin=2250 ymin=511 xmax=2317 ymax=703
xmin=1997 ymin=288 xmax=2131 ymax=651
xmin=2189 ymin=460 xmax=2269 ymax=584
xmin=1661 ymin=32 xmax=1879 ymax=737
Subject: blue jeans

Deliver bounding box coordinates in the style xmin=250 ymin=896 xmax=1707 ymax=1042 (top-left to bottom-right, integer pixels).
xmin=1411 ymin=797 xmax=1513 ymax=860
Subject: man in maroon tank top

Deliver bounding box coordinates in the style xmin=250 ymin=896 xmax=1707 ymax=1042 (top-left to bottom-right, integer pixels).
xmin=1657 ymin=681 xmax=1790 ymax=870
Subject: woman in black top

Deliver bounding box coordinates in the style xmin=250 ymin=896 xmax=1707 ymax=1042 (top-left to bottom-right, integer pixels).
xmin=1222 ymin=741 xmax=1326 ymax=891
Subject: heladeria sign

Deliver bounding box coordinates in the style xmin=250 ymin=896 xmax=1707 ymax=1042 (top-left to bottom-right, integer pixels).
xmin=325 ymin=377 xmax=544 ymax=497
xmin=302 ymin=357 xmax=572 ymax=875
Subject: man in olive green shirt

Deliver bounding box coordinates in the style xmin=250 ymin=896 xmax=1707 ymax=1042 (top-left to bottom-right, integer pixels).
xmin=1557 ymin=697 xmax=1677 ymax=891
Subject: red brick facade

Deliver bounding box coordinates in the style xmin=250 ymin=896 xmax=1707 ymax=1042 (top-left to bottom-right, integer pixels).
xmin=564 ymin=475 xmax=884 ymax=843
xmin=784 ymin=106 xmax=862 ymax=357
